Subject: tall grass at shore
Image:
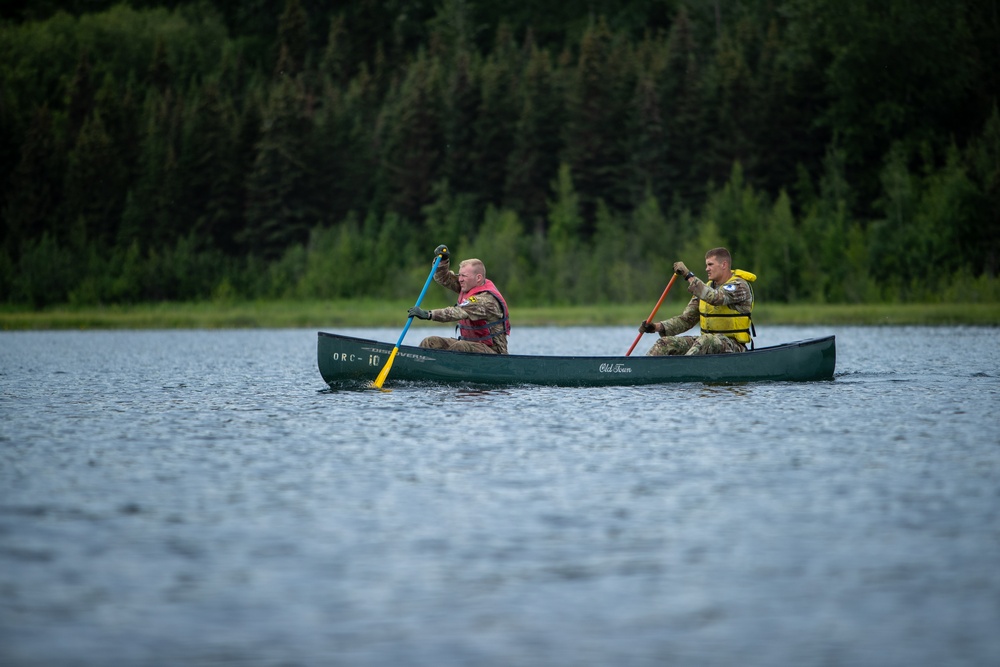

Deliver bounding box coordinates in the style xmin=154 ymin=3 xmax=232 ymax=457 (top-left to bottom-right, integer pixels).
xmin=2 ymin=301 xmax=997 ymax=330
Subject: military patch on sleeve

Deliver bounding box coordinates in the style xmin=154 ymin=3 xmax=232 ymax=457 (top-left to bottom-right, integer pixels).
xmin=723 ymin=284 xmax=738 ymax=292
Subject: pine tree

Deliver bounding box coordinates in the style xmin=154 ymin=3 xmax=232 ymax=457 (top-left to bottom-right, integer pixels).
xmin=208 ymin=83 xmax=262 ymax=254
xmin=119 ymin=88 xmax=183 ymax=250
xmin=473 ymin=26 xmax=520 ymax=212
xmin=800 ymin=146 xmax=853 ymax=302
xmin=698 ymin=162 xmax=766 ymax=266
xmin=442 ymin=47 xmax=481 ymax=199
xmin=147 ymin=36 xmax=172 ymax=95
xmin=545 ymin=163 xmax=585 ymax=302
xmin=339 ymin=66 xmax=380 ymax=217
xmin=868 ymin=143 xmax=919 ymax=298
xmin=562 ymin=17 xmax=633 ymax=232
xmin=2 ymin=106 xmax=63 ymax=251
xmin=912 ymin=144 xmax=979 ymax=293
xmin=376 ymin=52 xmax=444 ymax=223
xmin=628 ymin=74 xmax=669 ymax=209
xmin=755 ymin=190 xmax=805 ymax=302
xmin=95 ymin=72 xmax=140 ymax=194
xmin=631 ymin=188 xmax=677 ymax=286
xmin=178 ymin=80 xmax=240 ymax=245
xmin=276 ymin=0 xmax=310 ymax=78
xmin=701 ymin=17 xmax=758 ymax=191
xmin=320 ymin=14 xmax=351 ymax=87
xmin=63 ymin=110 xmax=127 ymax=249
xmin=66 ymin=50 xmax=94 ymax=142
xmin=660 ymin=6 xmax=705 ymax=208
xmin=965 ymin=105 xmax=1000 ymax=277
xmin=505 ymin=44 xmax=564 ymax=234
xmin=242 ymin=74 xmax=317 ymax=257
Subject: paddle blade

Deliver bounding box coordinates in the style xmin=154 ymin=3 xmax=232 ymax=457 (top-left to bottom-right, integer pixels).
xmin=371 ymin=346 xmax=400 ymax=389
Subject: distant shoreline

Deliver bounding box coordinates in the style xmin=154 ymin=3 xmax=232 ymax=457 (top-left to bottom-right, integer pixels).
xmin=2 ymin=301 xmax=997 ymax=330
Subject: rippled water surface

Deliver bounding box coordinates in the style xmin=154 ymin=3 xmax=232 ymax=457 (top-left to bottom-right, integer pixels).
xmin=2 ymin=325 xmax=998 ymax=667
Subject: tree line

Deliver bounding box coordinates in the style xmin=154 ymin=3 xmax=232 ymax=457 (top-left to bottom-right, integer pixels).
xmin=1 ymin=0 xmax=998 ymax=309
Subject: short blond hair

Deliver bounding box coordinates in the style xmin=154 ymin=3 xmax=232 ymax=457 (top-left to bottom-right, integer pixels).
xmin=459 ymin=258 xmax=486 ymax=277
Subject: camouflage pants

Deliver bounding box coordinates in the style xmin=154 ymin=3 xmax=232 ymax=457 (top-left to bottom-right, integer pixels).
xmin=419 ymin=336 xmax=497 ymax=354
xmin=646 ymin=333 xmax=746 ymax=356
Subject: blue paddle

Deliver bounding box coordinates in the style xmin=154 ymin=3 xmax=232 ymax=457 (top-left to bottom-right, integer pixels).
xmin=372 ymin=254 xmax=443 ymax=388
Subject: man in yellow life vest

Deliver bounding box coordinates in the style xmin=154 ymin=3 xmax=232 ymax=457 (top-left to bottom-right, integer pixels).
xmin=638 ymin=247 xmax=755 ymax=355
xmin=407 ymin=244 xmax=511 ymax=354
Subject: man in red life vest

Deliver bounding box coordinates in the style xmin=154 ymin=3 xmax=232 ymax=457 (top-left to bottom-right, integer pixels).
xmin=407 ymin=245 xmax=511 ymax=354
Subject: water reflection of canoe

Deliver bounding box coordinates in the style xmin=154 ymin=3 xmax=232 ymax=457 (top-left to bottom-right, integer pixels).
xmin=317 ymin=331 xmax=836 ymax=388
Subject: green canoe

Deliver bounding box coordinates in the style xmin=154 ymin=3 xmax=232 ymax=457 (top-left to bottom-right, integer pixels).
xmin=317 ymin=332 xmax=836 ymax=388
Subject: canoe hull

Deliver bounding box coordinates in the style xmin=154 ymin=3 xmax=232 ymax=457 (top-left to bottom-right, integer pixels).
xmin=317 ymin=332 xmax=836 ymax=388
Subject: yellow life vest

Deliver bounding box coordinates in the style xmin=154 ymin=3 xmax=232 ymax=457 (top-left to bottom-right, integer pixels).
xmin=698 ymin=269 xmax=756 ymax=345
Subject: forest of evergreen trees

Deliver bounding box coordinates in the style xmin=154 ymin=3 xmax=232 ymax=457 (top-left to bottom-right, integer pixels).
xmin=1 ymin=0 xmax=999 ymax=308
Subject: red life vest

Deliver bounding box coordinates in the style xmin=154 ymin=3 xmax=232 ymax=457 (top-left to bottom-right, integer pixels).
xmin=456 ymin=280 xmax=510 ymax=347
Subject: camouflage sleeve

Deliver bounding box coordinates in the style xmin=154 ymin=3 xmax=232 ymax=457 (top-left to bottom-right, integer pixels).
xmin=658 ymin=296 xmax=701 ymax=336
xmin=688 ymin=276 xmax=753 ymax=313
xmin=433 ymin=259 xmax=461 ymax=295
xmin=430 ymin=292 xmax=503 ymax=323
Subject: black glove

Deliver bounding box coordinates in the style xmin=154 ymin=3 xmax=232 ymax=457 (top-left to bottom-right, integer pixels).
xmin=434 ymin=244 xmax=450 ymax=261
xmin=408 ymin=306 xmax=431 ymax=320
xmin=639 ymin=320 xmax=657 ymax=334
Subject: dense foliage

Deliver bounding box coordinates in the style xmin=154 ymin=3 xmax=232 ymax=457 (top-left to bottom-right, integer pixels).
xmin=2 ymin=0 xmax=998 ymax=308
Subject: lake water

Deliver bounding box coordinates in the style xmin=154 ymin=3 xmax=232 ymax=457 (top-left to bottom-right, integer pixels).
xmin=1 ymin=325 xmax=998 ymax=667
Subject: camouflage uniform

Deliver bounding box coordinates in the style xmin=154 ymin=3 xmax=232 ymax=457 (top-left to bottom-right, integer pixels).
xmin=647 ymin=274 xmax=753 ymax=356
xmin=419 ymin=259 xmax=509 ymax=355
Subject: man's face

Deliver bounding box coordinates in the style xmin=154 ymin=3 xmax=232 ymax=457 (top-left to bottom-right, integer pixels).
xmin=705 ymin=256 xmax=728 ymax=283
xmin=458 ymin=266 xmax=481 ymax=291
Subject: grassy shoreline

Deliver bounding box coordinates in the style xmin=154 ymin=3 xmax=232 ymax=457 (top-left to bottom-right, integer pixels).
xmin=1 ymin=300 xmax=998 ymax=330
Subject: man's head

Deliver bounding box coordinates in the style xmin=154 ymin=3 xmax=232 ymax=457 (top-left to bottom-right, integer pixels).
xmin=704 ymin=247 xmax=733 ymax=283
xmin=458 ymin=259 xmax=487 ymax=292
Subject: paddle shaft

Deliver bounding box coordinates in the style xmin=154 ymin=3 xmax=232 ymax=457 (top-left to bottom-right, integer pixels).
xmin=391 ymin=256 xmax=442 ymax=349
xmin=372 ymin=254 xmax=443 ymax=388
xmin=625 ymin=273 xmax=678 ymax=356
